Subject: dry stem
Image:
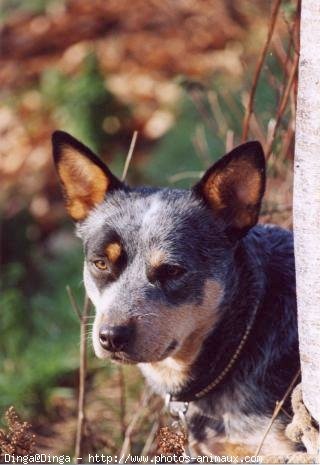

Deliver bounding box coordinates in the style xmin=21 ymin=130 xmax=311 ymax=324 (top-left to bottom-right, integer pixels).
xmin=66 ymin=285 xmax=82 ymax=321
xmin=242 ymin=0 xmax=282 ymax=141
xmin=141 ymin=420 xmax=159 ymax=457
xmin=118 ymin=389 xmax=151 ymax=462
xmin=265 ymin=50 xmax=299 ymax=159
xmin=168 ymin=171 xmax=203 ymax=183
xmin=66 ymin=287 xmax=91 ymax=464
xmin=122 ymin=131 xmax=138 ymax=181
xmin=255 ymin=369 xmax=301 ymax=456
xmin=118 ymin=366 xmax=127 ymax=441
xmin=186 ymin=85 xmax=217 ymax=134
xmin=192 ymin=124 xmax=211 ymax=168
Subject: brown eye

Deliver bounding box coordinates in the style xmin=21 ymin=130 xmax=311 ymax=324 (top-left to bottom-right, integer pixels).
xmin=94 ymin=260 xmax=108 ymax=271
xmin=149 ymin=264 xmax=186 ymax=284
xmin=164 ymin=265 xmax=185 ymax=278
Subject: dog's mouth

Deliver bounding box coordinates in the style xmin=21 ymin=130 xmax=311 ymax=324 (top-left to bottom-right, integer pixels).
xmin=110 ymin=352 xmax=139 ymax=365
xmin=109 ymin=340 xmax=179 ymax=365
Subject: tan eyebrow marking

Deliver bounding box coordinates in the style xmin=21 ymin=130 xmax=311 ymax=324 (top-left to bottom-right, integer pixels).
xmin=149 ymin=250 xmax=167 ymax=268
xmin=105 ymin=242 xmax=122 ymax=264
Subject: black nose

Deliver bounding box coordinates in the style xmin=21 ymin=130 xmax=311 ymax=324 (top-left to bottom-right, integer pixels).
xmin=99 ymin=324 xmax=133 ymax=352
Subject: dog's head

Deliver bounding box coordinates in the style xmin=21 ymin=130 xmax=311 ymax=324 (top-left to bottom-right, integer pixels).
xmin=52 ymin=131 xmax=265 ymax=366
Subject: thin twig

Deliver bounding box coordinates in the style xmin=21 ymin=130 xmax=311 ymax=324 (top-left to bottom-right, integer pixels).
xmin=281 ymin=406 xmax=293 ymax=420
xmin=281 ymin=0 xmax=301 ymax=56
xmin=208 ymin=90 xmax=228 ymax=136
xmin=140 ymin=420 xmax=159 ymax=456
xmin=121 ymin=131 xmax=138 ymax=181
xmin=242 ymin=0 xmax=282 ymax=141
xmin=266 ymin=119 xmax=276 ymax=148
xmin=265 ymin=51 xmax=299 ymax=159
xmin=66 ymin=285 xmax=81 ymax=321
xmin=249 ymin=113 xmax=267 ymax=147
xmin=168 ymin=171 xmax=204 ymax=183
xmin=192 ymin=124 xmax=211 ymax=168
xmin=273 ymin=33 xmax=292 ymax=80
xmin=119 ymin=389 xmax=151 ymax=462
xmin=186 ymin=87 xmax=217 ymax=134
xmin=118 ymin=366 xmax=127 ymax=441
xmin=255 ymin=369 xmax=301 ymax=456
xmin=264 ymin=0 xmax=300 ymax=159
xmin=109 ymin=126 xmax=136 ymax=445
xmin=66 ymin=287 xmax=91 ymax=464
xmin=225 ymin=129 xmax=234 ymax=153
xmin=281 ymin=123 xmax=295 ymax=161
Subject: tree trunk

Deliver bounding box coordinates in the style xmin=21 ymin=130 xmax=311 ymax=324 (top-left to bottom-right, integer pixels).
xmin=293 ymin=0 xmax=320 ymax=425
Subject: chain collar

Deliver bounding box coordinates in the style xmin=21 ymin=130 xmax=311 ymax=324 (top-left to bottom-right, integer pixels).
xmin=169 ymin=300 xmax=260 ymax=403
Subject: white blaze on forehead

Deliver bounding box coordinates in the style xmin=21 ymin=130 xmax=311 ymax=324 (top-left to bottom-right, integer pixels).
xmin=142 ymin=193 xmax=164 ymax=228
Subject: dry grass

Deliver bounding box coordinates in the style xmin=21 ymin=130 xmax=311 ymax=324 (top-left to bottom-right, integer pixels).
xmin=0 ymin=407 xmax=36 ymax=460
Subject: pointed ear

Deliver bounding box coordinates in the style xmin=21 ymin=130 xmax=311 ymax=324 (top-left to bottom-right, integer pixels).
xmin=52 ymin=131 xmax=124 ymax=221
xmin=193 ymin=141 xmax=266 ymax=239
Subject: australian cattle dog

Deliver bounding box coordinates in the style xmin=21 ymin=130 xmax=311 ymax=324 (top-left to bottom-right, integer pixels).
xmin=52 ymin=131 xmax=299 ymax=456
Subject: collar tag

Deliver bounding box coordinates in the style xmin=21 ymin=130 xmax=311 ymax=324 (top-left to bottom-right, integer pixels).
xmin=164 ymin=394 xmax=191 ymax=457
xmin=165 ymin=394 xmax=189 ymax=419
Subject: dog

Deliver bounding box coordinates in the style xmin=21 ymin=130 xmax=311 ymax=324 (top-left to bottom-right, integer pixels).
xmin=52 ymin=130 xmax=300 ymax=457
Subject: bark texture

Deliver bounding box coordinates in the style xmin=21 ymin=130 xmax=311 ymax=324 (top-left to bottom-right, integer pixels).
xmin=293 ymin=0 xmax=320 ymax=424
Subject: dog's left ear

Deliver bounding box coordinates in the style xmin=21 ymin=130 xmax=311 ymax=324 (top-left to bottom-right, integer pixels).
xmin=52 ymin=131 xmax=124 ymax=221
xmin=193 ymin=141 xmax=265 ymax=239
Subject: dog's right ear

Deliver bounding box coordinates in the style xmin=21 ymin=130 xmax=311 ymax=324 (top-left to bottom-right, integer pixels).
xmin=193 ymin=141 xmax=265 ymax=240
xmin=52 ymin=131 xmax=124 ymax=221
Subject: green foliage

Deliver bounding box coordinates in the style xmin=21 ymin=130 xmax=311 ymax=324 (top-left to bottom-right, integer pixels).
xmin=0 ymin=0 xmax=63 ymax=20
xmin=41 ymin=53 xmax=129 ymax=153
xmin=143 ymin=58 xmax=283 ymax=189
xmin=0 ymin=213 xmax=83 ymax=417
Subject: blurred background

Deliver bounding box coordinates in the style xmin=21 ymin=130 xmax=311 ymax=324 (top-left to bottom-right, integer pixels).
xmin=0 ymin=0 xmax=298 ymax=458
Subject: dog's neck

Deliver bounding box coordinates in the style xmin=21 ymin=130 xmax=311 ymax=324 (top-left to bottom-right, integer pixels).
xmin=139 ymin=241 xmax=266 ymax=401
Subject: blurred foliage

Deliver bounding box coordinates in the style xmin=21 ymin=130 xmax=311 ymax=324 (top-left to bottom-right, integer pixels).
xmin=0 ymin=211 xmax=83 ymax=416
xmin=144 ymin=61 xmax=281 ymax=187
xmin=0 ymin=0 xmax=64 ymax=20
xmin=41 ymin=54 xmax=130 ymax=153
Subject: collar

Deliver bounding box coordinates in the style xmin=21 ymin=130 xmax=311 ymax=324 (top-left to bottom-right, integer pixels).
xmin=170 ymin=298 xmax=260 ymax=402
xmin=168 ymin=244 xmax=265 ymax=404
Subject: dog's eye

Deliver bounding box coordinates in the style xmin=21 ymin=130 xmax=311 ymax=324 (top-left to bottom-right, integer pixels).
xmin=148 ymin=264 xmax=186 ymax=285
xmin=93 ymin=259 xmax=108 ymax=271
xmin=164 ymin=265 xmax=185 ymax=278
xmin=156 ymin=264 xmax=186 ymax=283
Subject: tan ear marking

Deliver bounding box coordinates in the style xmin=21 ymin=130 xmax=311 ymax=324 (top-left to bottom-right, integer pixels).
xmin=194 ymin=141 xmax=265 ymax=236
xmin=57 ymin=147 xmax=109 ymax=221
xmin=203 ymin=160 xmax=262 ymax=214
xmin=105 ymin=242 xmax=122 ymax=264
